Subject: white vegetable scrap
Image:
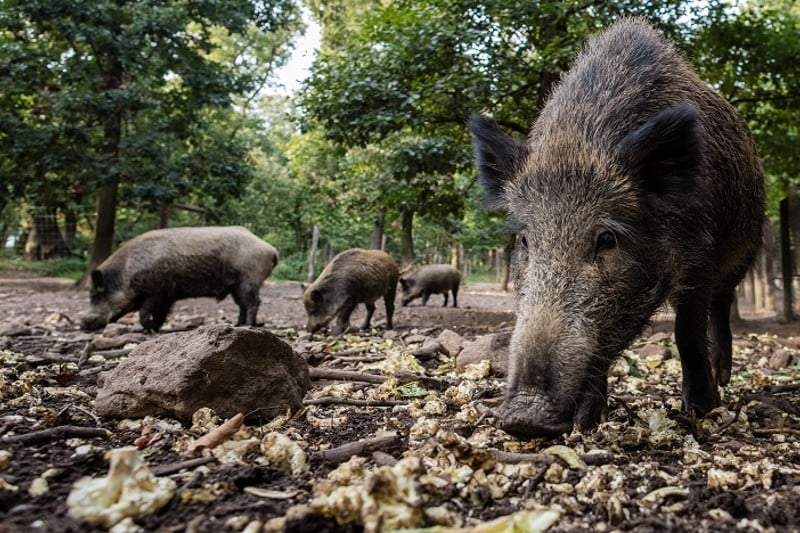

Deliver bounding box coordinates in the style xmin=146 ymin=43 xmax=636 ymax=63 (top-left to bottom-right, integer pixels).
xmin=260 ymin=432 xmax=308 ymax=475
xmin=66 ymin=446 xmax=176 ymax=528
xmin=312 ymin=456 xmax=425 ymax=533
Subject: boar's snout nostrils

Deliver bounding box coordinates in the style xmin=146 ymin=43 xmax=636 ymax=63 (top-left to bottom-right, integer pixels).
xmin=500 ymin=393 xmax=573 ymax=438
xmin=80 ymin=313 xmax=107 ymax=332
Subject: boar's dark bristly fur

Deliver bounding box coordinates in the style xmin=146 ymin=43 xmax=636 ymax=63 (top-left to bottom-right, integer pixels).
xmin=303 ymin=249 xmax=399 ymax=334
xmin=400 ymin=264 xmax=461 ymax=307
xmin=470 ymin=18 xmax=765 ymax=438
xmin=80 ymin=226 xmax=279 ymax=332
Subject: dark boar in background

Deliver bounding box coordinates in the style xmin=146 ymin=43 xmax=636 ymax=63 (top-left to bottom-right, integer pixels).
xmin=80 ymin=227 xmax=279 ymax=332
xmin=304 ymin=249 xmax=399 ymax=334
xmin=469 ymin=18 xmax=764 ymax=438
xmin=400 ymin=264 xmax=461 ymax=307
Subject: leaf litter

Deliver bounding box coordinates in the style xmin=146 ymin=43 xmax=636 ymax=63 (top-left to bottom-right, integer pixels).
xmin=0 ymin=283 xmax=799 ymax=531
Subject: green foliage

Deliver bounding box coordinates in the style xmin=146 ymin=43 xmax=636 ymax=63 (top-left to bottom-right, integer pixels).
xmin=0 ymin=250 xmax=86 ymax=279
xmin=692 ymin=0 xmax=800 ymax=208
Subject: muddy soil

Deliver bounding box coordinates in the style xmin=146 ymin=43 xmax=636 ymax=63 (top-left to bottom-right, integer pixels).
xmin=0 ymin=275 xmax=799 ymax=532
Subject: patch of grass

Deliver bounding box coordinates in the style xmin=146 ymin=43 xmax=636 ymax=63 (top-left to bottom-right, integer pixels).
xmin=0 ymin=251 xmax=86 ymax=280
xmin=466 ymin=269 xmax=501 ymax=284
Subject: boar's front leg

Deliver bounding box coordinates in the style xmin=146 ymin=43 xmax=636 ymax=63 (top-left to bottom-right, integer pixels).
xmin=675 ymin=295 xmax=720 ymax=416
xmin=140 ymin=295 xmax=173 ymax=332
xmin=442 ymin=292 xmax=448 ymax=307
xmin=709 ymin=288 xmax=735 ymax=386
xmin=384 ymin=284 xmax=396 ymax=329
xmin=361 ymin=302 xmax=376 ymax=330
xmin=332 ymin=301 xmax=357 ymax=335
xmin=233 ymin=283 xmax=261 ymax=326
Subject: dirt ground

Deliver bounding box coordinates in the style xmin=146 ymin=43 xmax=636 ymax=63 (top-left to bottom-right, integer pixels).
xmin=1 ymin=275 xmax=799 ymax=532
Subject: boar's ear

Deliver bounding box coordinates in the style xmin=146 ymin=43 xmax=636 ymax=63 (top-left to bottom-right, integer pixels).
xmin=90 ymin=269 xmax=105 ymax=292
xmin=300 ymin=283 xmax=306 ymax=294
xmin=469 ymin=114 xmax=527 ymax=209
xmin=618 ymin=103 xmax=703 ymax=198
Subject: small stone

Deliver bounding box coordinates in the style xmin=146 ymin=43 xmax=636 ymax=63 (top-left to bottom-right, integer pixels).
xmin=637 ymin=344 xmax=672 ymax=360
xmin=89 ymin=333 xmax=147 ymax=352
xmin=456 ymin=332 xmax=510 ymax=376
xmin=436 ymin=329 xmax=464 ymax=357
xmin=768 ymin=349 xmax=793 ymax=370
xmin=647 ymin=332 xmax=672 ymax=344
xmin=404 ymin=334 xmax=428 ymax=344
xmin=0 ymin=322 xmax=32 ymax=337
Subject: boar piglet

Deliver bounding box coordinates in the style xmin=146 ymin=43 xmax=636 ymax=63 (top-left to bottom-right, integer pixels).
xmin=80 ymin=226 xmax=279 ymax=332
xmin=303 ymin=249 xmax=399 ymax=334
xmin=400 ymin=264 xmax=461 ymax=307
xmin=470 ymin=18 xmax=764 ymax=438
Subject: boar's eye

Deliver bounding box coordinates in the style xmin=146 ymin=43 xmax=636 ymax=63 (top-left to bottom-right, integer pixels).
xmin=517 ymin=235 xmax=528 ymax=249
xmin=595 ymin=230 xmax=617 ymax=258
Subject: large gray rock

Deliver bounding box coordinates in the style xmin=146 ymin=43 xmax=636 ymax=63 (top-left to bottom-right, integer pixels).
xmin=95 ymin=325 xmax=310 ymax=423
xmin=456 ymin=332 xmax=511 ymax=376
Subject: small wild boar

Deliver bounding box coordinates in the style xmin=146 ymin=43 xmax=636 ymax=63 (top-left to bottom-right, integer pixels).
xmin=400 ymin=264 xmax=461 ymax=307
xmin=303 ymin=249 xmax=399 ymax=334
xmin=80 ymin=226 xmax=278 ymax=332
xmin=469 ymin=19 xmax=764 ymax=437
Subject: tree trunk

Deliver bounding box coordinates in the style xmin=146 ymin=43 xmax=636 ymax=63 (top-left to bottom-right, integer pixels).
xmin=763 ymin=222 xmax=776 ymax=313
xmin=730 ymin=295 xmax=742 ymax=323
xmin=371 ymin=206 xmax=385 ymax=250
xmin=500 ymin=235 xmax=514 ymax=292
xmin=26 ymin=209 xmax=69 ymax=260
xmin=307 ymin=225 xmax=320 ymax=282
xmin=401 ymin=208 xmax=414 ymax=267
xmin=779 ymin=197 xmax=795 ymax=322
xmin=450 ymin=244 xmax=461 ymax=271
xmin=158 ymin=203 xmax=172 ymax=229
xmin=79 ymin=55 xmax=123 ymax=288
xmin=63 ymin=207 xmax=78 ymax=252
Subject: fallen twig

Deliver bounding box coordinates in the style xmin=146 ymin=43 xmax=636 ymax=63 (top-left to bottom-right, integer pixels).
xmin=90 ymin=347 xmax=134 ymax=360
xmin=331 ymin=355 xmax=386 ymax=364
xmin=491 ymin=449 xmax=614 ymax=466
xmin=769 ymin=383 xmax=800 ymax=394
xmin=152 ymin=456 xmax=218 ymax=476
xmin=1 ymin=425 xmax=111 ymax=445
xmin=312 ymin=434 xmax=403 ymax=463
xmin=308 ymin=367 xmax=447 ymax=389
xmin=303 ymin=397 xmax=406 ymax=407
xmin=186 ymin=413 xmax=244 ymax=456
xmin=25 ymin=353 xmax=78 ymax=365
xmin=77 ymin=342 xmax=91 ymax=368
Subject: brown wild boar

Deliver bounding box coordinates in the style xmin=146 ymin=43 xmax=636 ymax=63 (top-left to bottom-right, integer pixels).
xmin=80 ymin=226 xmax=278 ymax=332
xmin=469 ymin=19 xmax=764 ymax=437
xmin=303 ymin=249 xmax=399 ymax=334
xmin=400 ymin=264 xmax=461 ymax=307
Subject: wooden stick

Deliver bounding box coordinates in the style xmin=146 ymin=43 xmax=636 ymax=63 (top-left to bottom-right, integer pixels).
xmin=1 ymin=425 xmax=111 ymax=445
xmin=491 ymin=449 xmax=614 ymax=466
xmin=152 ymin=456 xmax=218 ymax=476
xmin=90 ymin=347 xmax=134 ymax=360
xmin=309 ymin=368 xmax=386 ymax=384
xmin=312 ymin=434 xmax=403 ymax=463
xmin=308 ymin=368 xmax=447 ymax=389
xmin=303 ymin=398 xmax=406 ymax=407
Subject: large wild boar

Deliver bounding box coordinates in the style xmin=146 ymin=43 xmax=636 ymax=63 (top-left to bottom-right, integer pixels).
xmin=80 ymin=227 xmax=279 ymax=332
xmin=303 ymin=249 xmax=399 ymax=334
xmin=469 ymin=19 xmax=764 ymax=437
xmin=400 ymin=264 xmax=461 ymax=307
